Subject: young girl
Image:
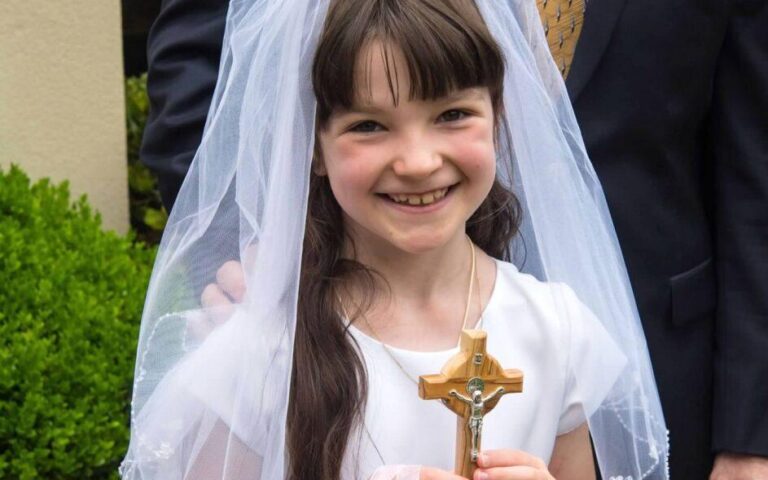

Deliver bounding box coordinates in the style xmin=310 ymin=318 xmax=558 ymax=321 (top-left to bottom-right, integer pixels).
xmin=121 ymin=1 xmax=668 ymax=479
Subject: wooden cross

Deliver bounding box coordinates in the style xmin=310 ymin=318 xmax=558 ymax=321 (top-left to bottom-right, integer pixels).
xmin=419 ymin=330 xmax=524 ymax=478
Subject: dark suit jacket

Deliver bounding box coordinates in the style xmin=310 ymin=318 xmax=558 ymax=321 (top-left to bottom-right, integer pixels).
xmin=566 ymin=0 xmax=768 ymax=477
xmin=140 ymin=0 xmax=228 ymax=209
xmin=140 ymin=0 xmax=768 ymax=477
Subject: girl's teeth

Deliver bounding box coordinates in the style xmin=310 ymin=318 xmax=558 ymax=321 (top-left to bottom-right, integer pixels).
xmin=387 ymin=187 xmax=449 ymax=206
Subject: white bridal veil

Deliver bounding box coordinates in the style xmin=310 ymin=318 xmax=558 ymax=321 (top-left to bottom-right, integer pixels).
xmin=120 ymin=0 xmax=669 ymax=479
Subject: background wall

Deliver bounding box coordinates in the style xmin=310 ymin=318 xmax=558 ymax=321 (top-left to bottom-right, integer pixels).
xmin=0 ymin=0 xmax=129 ymax=233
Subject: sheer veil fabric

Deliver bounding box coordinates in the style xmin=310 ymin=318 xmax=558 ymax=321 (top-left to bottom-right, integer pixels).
xmin=120 ymin=1 xmax=669 ymax=479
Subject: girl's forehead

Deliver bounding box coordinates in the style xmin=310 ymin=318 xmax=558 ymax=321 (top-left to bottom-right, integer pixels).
xmin=349 ymin=40 xmax=487 ymax=110
xmin=351 ymin=40 xmax=409 ymax=108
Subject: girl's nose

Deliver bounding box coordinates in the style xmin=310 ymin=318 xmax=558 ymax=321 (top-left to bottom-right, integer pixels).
xmin=391 ymin=141 xmax=443 ymax=178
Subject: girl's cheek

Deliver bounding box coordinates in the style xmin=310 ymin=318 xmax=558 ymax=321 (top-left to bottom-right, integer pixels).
xmin=335 ymin=141 xmax=370 ymax=163
xmin=326 ymin=142 xmax=383 ymax=200
xmin=449 ymin=133 xmax=496 ymax=172
xmin=334 ymin=137 xmax=387 ymax=164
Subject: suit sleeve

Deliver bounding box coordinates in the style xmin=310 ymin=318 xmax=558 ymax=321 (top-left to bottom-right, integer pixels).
xmin=710 ymin=0 xmax=768 ymax=456
xmin=140 ymin=0 xmax=228 ymax=211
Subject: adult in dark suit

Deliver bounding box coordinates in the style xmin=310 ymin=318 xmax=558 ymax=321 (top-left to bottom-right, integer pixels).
xmin=140 ymin=0 xmax=768 ymax=478
xmin=562 ymin=1 xmax=768 ymax=478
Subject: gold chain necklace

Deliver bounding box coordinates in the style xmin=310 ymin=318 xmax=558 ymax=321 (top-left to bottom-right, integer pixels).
xmin=338 ymin=237 xmax=485 ymax=466
xmin=358 ymin=236 xmax=483 ymax=386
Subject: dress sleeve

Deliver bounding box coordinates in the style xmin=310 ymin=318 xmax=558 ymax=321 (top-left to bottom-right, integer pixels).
xmin=178 ymin=307 xmax=284 ymax=454
xmin=556 ymin=284 xmax=628 ymax=435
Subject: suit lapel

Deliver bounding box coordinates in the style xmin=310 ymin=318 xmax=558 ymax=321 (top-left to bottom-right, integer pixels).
xmin=566 ymin=0 xmax=628 ymax=101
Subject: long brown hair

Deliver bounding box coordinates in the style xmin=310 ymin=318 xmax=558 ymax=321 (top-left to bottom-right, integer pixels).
xmin=288 ymin=1 xmax=521 ymax=478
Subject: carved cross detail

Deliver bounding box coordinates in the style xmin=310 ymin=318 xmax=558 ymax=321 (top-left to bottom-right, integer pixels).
xmin=419 ymin=330 xmax=523 ymax=478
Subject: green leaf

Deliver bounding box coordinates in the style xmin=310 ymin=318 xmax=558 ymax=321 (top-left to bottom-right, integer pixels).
xmin=124 ymin=73 xmax=167 ymax=243
xmin=128 ymin=163 xmax=156 ymax=193
xmin=142 ymin=207 xmax=168 ymax=231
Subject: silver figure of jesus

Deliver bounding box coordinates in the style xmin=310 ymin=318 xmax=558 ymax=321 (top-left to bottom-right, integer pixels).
xmin=449 ymin=387 xmax=506 ymax=462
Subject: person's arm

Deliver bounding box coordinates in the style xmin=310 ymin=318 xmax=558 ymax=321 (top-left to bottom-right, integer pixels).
xmin=141 ymin=0 xmax=228 ymax=211
xmin=708 ymin=0 xmax=768 ymax=477
xmin=187 ymin=420 xmax=263 ymax=479
xmin=548 ymin=423 xmax=595 ymax=479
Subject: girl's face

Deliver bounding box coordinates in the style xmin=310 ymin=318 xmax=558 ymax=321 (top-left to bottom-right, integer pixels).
xmin=318 ymin=43 xmax=497 ymax=255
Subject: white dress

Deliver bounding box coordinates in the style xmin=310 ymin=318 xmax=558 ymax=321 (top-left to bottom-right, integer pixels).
xmin=341 ymin=260 xmax=627 ymax=479
xmin=142 ymin=260 xmax=626 ymax=479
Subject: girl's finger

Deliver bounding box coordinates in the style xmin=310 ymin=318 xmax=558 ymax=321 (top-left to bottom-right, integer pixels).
xmin=477 ymin=450 xmax=547 ymax=470
xmin=200 ymin=283 xmax=235 ymax=324
xmin=201 ymin=283 xmax=231 ymax=308
xmin=474 ymin=466 xmax=552 ymax=480
xmin=215 ymin=260 xmax=247 ymax=302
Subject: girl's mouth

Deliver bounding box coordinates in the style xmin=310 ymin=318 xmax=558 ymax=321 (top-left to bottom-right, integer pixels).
xmin=380 ymin=184 xmax=456 ymax=207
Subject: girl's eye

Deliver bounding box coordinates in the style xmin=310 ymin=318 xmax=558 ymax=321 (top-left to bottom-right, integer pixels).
xmin=349 ymin=121 xmax=383 ymax=133
xmin=438 ymin=109 xmax=469 ymax=122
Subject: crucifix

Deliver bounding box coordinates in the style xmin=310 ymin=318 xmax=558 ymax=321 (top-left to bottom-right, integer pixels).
xmin=419 ymin=330 xmax=524 ymax=478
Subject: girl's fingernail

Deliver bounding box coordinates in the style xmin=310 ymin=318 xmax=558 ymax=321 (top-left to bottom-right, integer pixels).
xmin=476 ymin=472 xmax=489 ymax=480
xmin=480 ymin=453 xmax=489 ymax=465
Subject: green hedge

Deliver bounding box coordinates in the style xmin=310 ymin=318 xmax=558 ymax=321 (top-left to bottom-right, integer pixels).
xmin=0 ymin=166 xmax=155 ymax=479
xmin=125 ymin=73 xmax=167 ymax=244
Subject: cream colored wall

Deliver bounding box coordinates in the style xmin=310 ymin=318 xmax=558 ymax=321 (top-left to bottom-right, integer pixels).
xmin=0 ymin=0 xmax=129 ymax=233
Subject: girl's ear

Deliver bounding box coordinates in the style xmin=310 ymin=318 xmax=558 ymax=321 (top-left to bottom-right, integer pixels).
xmin=312 ymin=156 xmax=327 ymax=176
xmin=312 ymin=141 xmax=328 ymax=176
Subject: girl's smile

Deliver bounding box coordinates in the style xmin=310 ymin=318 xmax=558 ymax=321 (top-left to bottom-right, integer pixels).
xmin=377 ymin=183 xmax=457 ymax=213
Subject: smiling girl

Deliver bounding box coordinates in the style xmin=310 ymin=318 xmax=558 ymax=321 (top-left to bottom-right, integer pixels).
xmin=121 ymin=1 xmax=668 ymax=480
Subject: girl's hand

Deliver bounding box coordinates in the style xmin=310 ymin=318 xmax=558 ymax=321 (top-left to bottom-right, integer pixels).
xmin=474 ymin=450 xmax=554 ymax=480
xmin=191 ymin=260 xmax=246 ymax=340
xmin=367 ymin=452 xmax=554 ymax=480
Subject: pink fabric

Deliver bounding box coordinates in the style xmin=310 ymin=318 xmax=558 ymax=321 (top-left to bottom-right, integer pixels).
xmin=368 ymin=465 xmax=422 ymax=480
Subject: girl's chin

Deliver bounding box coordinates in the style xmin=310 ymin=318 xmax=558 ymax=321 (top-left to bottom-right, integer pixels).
xmin=386 ymin=229 xmax=463 ymax=255
xmin=343 ymin=213 xmax=469 ymax=256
